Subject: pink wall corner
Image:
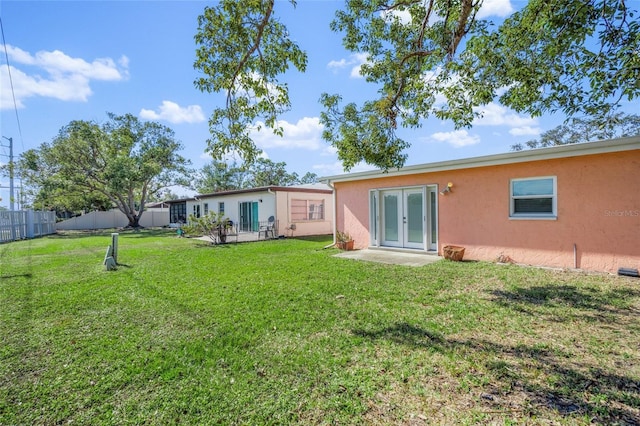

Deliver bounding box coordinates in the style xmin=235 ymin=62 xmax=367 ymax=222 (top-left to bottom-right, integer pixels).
xmin=335 ymin=181 xmax=371 ymax=249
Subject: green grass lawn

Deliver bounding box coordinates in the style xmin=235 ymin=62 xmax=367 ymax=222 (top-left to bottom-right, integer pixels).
xmin=1 ymin=230 xmax=639 ymax=425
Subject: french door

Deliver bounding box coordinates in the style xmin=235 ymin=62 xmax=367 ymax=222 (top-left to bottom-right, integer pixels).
xmin=373 ymin=186 xmax=437 ymax=250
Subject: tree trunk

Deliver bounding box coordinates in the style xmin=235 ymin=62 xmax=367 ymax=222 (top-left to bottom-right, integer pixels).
xmin=127 ymin=213 xmax=143 ymax=229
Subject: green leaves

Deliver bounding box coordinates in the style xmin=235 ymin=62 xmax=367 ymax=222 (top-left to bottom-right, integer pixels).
xmin=194 ymin=0 xmax=307 ymax=165
xmin=461 ymin=0 xmax=640 ymax=118
xmin=321 ymin=0 xmax=484 ymax=170
xmin=194 ymin=158 xmax=318 ymax=194
xmin=320 ymin=94 xmax=409 ymax=171
xmin=17 ymin=114 xmax=191 ymax=226
xmin=324 ymin=0 xmax=639 ymax=170
xmin=195 ymin=0 xmax=639 ymax=172
xmin=511 ymin=112 xmax=640 ymax=151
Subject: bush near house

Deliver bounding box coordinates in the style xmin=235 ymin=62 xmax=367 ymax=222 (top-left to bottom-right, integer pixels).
xmin=182 ymin=212 xmax=234 ymax=244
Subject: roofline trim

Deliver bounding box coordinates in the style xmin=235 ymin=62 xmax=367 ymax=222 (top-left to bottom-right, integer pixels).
xmin=320 ymin=136 xmax=640 ymax=183
xmin=164 ymin=185 xmax=332 ymax=203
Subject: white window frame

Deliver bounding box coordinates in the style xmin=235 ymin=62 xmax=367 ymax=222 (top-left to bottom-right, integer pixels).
xmin=291 ymin=199 xmax=324 ymax=221
xmin=510 ymin=176 xmax=557 ymax=220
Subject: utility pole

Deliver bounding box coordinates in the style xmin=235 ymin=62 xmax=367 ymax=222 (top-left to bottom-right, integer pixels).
xmin=1 ymin=136 xmax=14 ymax=211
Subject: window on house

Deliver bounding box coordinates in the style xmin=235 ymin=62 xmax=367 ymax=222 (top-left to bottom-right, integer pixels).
xmin=170 ymin=202 xmax=187 ymax=223
xmin=291 ymin=199 xmax=324 ymax=221
xmin=218 ymin=202 xmax=225 ymax=215
xmin=510 ymin=177 xmax=557 ymax=218
xmin=203 ymin=203 xmax=209 ymax=216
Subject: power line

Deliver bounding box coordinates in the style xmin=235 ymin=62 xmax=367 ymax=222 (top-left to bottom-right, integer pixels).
xmin=0 ymin=16 xmax=25 ymax=151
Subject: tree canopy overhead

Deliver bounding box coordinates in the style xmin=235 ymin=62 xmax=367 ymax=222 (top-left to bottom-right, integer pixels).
xmin=18 ymin=113 xmax=191 ymax=227
xmin=194 ymin=0 xmax=640 ymax=171
xmin=511 ymin=112 xmax=640 ymax=151
xmin=194 ymin=0 xmax=307 ymax=165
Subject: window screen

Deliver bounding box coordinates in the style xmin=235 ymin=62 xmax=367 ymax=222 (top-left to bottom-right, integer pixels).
xmin=511 ymin=177 xmax=556 ymax=217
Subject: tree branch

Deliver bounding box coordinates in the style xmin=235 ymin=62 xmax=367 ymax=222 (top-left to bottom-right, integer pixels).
xmin=227 ymin=0 xmax=275 ymax=108
xmin=448 ymin=0 xmax=475 ymax=58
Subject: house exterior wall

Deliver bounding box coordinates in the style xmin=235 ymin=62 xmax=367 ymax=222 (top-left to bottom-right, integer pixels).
xmin=275 ymin=190 xmax=333 ymax=237
xmin=186 ymin=191 xmax=276 ymax=225
xmin=334 ymin=150 xmax=639 ymax=273
xmin=177 ymin=187 xmax=333 ymax=237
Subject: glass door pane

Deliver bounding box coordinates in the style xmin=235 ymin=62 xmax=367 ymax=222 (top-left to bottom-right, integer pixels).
xmin=429 ymin=189 xmax=437 ymax=250
xmin=369 ymin=191 xmax=378 ymax=245
xmin=405 ymin=191 xmax=423 ymax=246
xmin=240 ymin=202 xmax=250 ymax=232
xmin=382 ymin=192 xmax=401 ymax=246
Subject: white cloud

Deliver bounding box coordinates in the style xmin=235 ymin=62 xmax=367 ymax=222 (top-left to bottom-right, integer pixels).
xmin=380 ymin=9 xmax=412 ymax=24
xmin=139 ymin=101 xmax=205 ymax=124
xmin=1 ymin=66 xmax=91 ymax=108
xmin=327 ymin=58 xmax=348 ymax=69
xmin=198 ymin=148 xmax=258 ymax=164
xmin=312 ymin=160 xmax=375 ymax=176
xmin=476 ymin=0 xmax=514 ymax=19
xmin=509 ymin=126 xmax=541 ymax=136
xmin=430 ymin=130 xmax=480 ymax=148
xmin=327 ymin=53 xmax=368 ymax=79
xmin=473 ymin=103 xmax=538 ymax=128
xmin=312 ymin=161 xmax=343 ymax=175
xmin=0 ymin=44 xmax=128 ymax=109
xmin=250 ymin=117 xmax=324 ymax=150
xmin=234 ymin=71 xmax=284 ymax=102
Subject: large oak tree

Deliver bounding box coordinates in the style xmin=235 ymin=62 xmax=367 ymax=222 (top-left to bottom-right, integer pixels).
xmin=194 ymin=157 xmax=319 ymax=193
xmin=511 ymin=112 xmax=640 ymax=151
xmin=18 ymin=113 xmax=191 ymax=227
xmin=194 ymin=0 xmax=639 ymax=171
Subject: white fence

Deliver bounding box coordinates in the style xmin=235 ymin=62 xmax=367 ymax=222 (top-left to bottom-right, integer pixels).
xmin=55 ymin=209 xmax=169 ymax=230
xmin=0 ymin=210 xmax=57 ymax=243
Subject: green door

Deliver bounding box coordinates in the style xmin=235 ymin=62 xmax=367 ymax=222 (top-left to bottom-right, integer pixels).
xmin=251 ymin=201 xmax=259 ymax=232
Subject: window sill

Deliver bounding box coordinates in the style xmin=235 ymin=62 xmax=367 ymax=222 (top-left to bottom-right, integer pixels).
xmin=509 ymin=215 xmax=557 ymax=221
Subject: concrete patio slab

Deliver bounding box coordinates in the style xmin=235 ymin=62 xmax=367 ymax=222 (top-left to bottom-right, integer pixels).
xmin=334 ymin=248 xmax=442 ymax=267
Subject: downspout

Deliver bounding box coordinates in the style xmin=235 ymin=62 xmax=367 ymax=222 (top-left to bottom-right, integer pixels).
xmin=324 ymin=179 xmax=337 ymax=249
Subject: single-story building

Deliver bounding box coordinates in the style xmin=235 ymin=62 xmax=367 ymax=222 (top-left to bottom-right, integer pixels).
xmin=321 ymin=136 xmax=640 ymax=274
xmin=166 ymin=184 xmax=333 ymax=238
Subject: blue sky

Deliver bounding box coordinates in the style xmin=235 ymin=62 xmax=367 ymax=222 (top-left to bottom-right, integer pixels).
xmin=1 ymin=0 xmax=636 ymax=207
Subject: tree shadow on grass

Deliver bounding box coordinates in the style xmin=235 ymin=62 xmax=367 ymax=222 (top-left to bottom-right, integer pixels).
xmin=488 ymin=285 xmax=640 ymax=323
xmin=52 ymin=228 xmax=176 ymax=239
xmin=192 ymin=242 xmax=233 ymax=249
xmin=0 ymin=272 xmax=33 ymax=280
xmin=352 ymin=322 xmax=640 ymax=424
xmin=353 ymin=322 xmax=446 ymax=349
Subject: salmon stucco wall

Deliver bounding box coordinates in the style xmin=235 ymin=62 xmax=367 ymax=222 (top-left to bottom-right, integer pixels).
xmin=276 ymin=190 xmax=333 ymax=237
xmin=334 ymin=150 xmax=640 ymax=273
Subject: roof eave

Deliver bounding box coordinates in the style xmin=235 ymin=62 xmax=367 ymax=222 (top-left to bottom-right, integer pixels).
xmin=320 ymin=136 xmax=640 ymax=183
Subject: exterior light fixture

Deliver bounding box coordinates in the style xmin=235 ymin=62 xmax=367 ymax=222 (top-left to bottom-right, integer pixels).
xmin=440 ymin=182 xmax=453 ymax=195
